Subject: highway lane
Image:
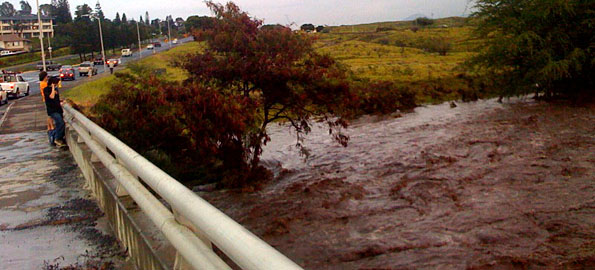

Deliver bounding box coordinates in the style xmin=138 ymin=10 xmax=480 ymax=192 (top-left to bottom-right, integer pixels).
xmin=0 ymin=37 xmax=192 ymax=119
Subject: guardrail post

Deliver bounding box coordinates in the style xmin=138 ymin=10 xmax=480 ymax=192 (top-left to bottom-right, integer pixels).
xmin=114 ymin=157 xmax=131 ymax=197
xmin=173 ymin=208 xmax=213 ymax=270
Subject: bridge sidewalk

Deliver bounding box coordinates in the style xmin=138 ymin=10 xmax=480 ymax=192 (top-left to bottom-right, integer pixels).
xmin=0 ymin=96 xmax=131 ymax=269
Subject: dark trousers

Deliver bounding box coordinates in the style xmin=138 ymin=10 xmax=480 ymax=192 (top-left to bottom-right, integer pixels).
xmin=49 ymin=112 xmax=65 ymax=142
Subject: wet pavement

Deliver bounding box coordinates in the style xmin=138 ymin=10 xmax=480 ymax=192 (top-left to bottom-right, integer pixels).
xmin=0 ymin=132 xmax=129 ymax=269
xmin=0 ymin=39 xmax=193 ymax=269
xmin=199 ymin=99 xmax=595 ymax=269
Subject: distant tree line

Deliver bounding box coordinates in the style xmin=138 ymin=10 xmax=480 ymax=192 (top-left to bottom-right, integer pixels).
xmin=300 ymin=23 xmax=325 ymax=32
xmin=0 ymin=1 xmax=188 ymax=61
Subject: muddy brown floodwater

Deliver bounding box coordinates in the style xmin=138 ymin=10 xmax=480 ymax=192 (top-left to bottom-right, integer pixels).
xmin=199 ymin=99 xmax=595 ymax=270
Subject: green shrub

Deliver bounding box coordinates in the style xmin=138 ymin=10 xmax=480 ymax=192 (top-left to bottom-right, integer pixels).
xmin=415 ymin=17 xmax=435 ymax=27
xmin=353 ymin=80 xmax=417 ymax=115
xmin=423 ymin=37 xmax=452 ymax=56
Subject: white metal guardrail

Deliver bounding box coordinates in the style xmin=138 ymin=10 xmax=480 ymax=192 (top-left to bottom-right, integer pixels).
xmin=64 ymin=103 xmax=304 ymax=270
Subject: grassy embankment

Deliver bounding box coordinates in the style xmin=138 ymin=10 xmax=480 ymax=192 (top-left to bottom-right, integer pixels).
xmin=67 ymin=17 xmax=480 ymax=108
xmin=317 ymin=17 xmax=483 ymax=103
xmin=0 ymin=47 xmax=71 ymax=69
xmin=64 ymin=41 xmax=204 ymax=109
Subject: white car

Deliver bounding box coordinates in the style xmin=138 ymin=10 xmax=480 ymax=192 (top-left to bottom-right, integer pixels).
xmin=121 ymin=48 xmax=132 ymax=57
xmin=172 ymin=39 xmax=178 ymax=44
xmin=0 ymin=73 xmax=29 ymax=97
xmin=0 ymin=89 xmax=7 ymax=105
xmin=0 ymin=50 xmax=15 ymax=57
xmin=147 ymin=44 xmax=154 ymax=50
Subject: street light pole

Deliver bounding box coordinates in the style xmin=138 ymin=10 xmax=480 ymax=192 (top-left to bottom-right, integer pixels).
xmin=35 ymin=0 xmax=46 ymax=71
xmin=167 ymin=16 xmax=172 ymax=48
xmin=136 ymin=21 xmax=142 ymax=60
xmin=97 ymin=16 xmax=107 ymax=73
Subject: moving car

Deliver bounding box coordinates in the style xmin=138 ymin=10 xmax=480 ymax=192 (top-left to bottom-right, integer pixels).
xmin=107 ymin=58 xmax=120 ymax=67
xmin=121 ymin=48 xmax=132 ymax=57
xmin=93 ymin=57 xmax=104 ymax=66
xmin=153 ymin=42 xmax=162 ymax=48
xmin=78 ymin=62 xmax=97 ymax=76
xmin=147 ymin=44 xmax=154 ymax=50
xmin=36 ymin=61 xmax=62 ymax=71
xmin=0 ymin=72 xmax=29 ymax=97
xmin=59 ymin=65 xmax=76 ymax=81
xmin=172 ymin=39 xmax=178 ymax=44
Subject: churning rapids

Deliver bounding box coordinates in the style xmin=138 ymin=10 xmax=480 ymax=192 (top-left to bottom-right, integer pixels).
xmin=199 ymin=98 xmax=595 ymax=269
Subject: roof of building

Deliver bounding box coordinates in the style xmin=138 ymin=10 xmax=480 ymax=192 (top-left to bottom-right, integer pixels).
xmin=0 ymin=34 xmax=31 ymax=42
xmin=0 ymin=14 xmax=54 ymax=21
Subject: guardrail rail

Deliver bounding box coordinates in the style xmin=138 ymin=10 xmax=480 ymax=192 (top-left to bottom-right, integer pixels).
xmin=63 ymin=103 xmax=304 ymax=270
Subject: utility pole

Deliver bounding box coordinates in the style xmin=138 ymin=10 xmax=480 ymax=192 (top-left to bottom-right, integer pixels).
xmin=36 ymin=0 xmax=46 ymax=71
xmin=136 ymin=21 xmax=142 ymax=60
xmin=167 ymin=15 xmax=172 ymax=48
xmin=83 ymin=13 xmax=107 ymax=73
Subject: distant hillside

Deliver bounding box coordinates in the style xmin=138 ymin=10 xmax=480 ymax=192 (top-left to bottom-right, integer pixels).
xmin=327 ymin=17 xmax=469 ymax=33
xmin=403 ymin=13 xmax=427 ymax=21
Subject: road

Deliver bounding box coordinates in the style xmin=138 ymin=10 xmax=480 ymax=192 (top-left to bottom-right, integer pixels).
xmin=0 ymin=37 xmax=192 ymax=120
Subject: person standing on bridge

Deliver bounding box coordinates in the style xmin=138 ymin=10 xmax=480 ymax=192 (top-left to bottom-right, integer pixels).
xmin=42 ymin=75 xmax=66 ymax=147
xmin=39 ymin=71 xmax=55 ymax=146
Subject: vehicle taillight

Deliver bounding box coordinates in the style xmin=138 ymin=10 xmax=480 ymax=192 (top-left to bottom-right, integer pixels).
xmin=60 ymin=74 xmax=64 ymax=77
xmin=10 ymin=84 xmax=14 ymax=89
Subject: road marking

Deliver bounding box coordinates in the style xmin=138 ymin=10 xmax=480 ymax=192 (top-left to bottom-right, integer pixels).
xmin=0 ymin=101 xmax=15 ymax=129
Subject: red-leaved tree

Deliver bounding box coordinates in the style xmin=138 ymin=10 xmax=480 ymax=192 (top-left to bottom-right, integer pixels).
xmin=178 ymin=1 xmax=355 ymax=169
xmin=92 ymin=64 xmax=258 ymax=186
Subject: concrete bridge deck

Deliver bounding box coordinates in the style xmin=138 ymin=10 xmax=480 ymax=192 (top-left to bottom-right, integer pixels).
xmin=0 ymin=95 xmax=132 ymax=269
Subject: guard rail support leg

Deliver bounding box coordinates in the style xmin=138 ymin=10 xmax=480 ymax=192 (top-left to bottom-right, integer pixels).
xmin=173 ymin=208 xmax=213 ymax=270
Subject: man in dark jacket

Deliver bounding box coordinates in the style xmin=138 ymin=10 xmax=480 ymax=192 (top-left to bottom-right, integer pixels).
xmin=43 ymin=76 xmax=66 ymax=147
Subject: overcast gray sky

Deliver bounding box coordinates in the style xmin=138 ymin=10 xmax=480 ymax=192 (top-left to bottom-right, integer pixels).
xmin=27 ymin=0 xmax=473 ymax=25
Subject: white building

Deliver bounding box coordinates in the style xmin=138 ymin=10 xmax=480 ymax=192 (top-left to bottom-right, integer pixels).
xmin=0 ymin=14 xmax=54 ymax=39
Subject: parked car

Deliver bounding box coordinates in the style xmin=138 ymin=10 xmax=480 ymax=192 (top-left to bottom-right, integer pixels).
xmin=0 ymin=89 xmax=7 ymax=105
xmin=107 ymin=58 xmax=120 ymax=67
xmin=153 ymin=42 xmax=162 ymax=48
xmin=59 ymin=65 xmax=76 ymax=81
xmin=0 ymin=50 xmax=25 ymax=57
xmin=93 ymin=57 xmax=104 ymax=66
xmin=146 ymin=44 xmax=154 ymax=50
xmin=121 ymin=48 xmax=132 ymax=57
xmin=78 ymin=62 xmax=97 ymax=76
xmin=0 ymin=72 xmax=29 ymax=97
xmin=36 ymin=61 xmax=62 ymax=71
